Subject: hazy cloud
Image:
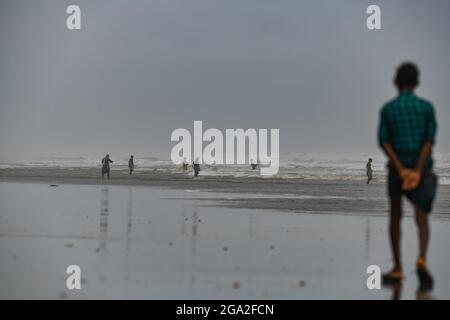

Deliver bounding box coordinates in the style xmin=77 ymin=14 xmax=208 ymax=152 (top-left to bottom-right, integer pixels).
xmin=1 ymin=0 xmax=449 ymax=161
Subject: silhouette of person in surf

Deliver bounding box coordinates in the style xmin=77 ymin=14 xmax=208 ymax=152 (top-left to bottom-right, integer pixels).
xmin=101 ymin=154 xmax=113 ymax=179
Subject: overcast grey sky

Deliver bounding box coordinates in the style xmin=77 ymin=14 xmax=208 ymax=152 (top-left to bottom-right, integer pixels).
xmin=1 ymin=0 xmax=449 ymax=161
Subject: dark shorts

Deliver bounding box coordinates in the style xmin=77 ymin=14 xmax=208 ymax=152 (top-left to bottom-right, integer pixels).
xmin=388 ymin=166 xmax=438 ymax=213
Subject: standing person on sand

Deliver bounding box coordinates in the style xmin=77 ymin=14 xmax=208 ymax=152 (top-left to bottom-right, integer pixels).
xmin=378 ymin=62 xmax=438 ymax=291
xmin=101 ymin=154 xmax=114 ymax=179
xmin=128 ymin=155 xmax=134 ymax=175
xmin=250 ymin=159 xmax=259 ymax=170
xmin=192 ymin=157 xmax=200 ymax=177
xmin=366 ymin=158 xmax=373 ymax=184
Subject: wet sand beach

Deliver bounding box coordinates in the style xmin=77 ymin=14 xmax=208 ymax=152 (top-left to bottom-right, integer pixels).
xmin=1 ymin=171 xmax=449 ymax=299
xmin=1 ymin=166 xmax=449 ymax=217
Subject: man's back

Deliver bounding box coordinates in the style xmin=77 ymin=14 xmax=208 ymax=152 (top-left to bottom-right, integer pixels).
xmin=378 ymin=92 xmax=437 ymax=168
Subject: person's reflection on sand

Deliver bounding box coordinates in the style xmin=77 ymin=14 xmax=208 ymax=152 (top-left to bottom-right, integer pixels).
xmin=416 ymin=288 xmax=431 ymax=300
xmin=124 ymin=187 xmax=133 ymax=288
xmin=177 ymin=203 xmax=187 ymax=287
xmin=416 ymin=283 xmax=433 ymax=300
xmin=190 ymin=202 xmax=199 ymax=256
xmin=382 ymin=282 xmax=403 ymax=300
xmin=98 ymin=187 xmax=109 ymax=285
xmin=383 ymin=276 xmax=435 ymax=300
xmin=364 ymin=218 xmax=370 ymax=263
xmin=389 ymin=283 xmax=402 ymax=300
xmin=188 ymin=202 xmax=199 ymax=298
xmin=247 ymin=212 xmax=255 ymax=296
xmin=99 ymin=188 xmax=109 ymax=252
xmin=126 ymin=187 xmax=133 ymax=252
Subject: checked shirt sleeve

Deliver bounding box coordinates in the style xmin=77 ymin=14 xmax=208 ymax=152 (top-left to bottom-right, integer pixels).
xmin=425 ymin=103 xmax=437 ymax=144
xmin=378 ymin=107 xmax=391 ymax=147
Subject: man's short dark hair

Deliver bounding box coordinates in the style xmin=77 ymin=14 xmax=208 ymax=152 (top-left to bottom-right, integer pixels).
xmin=394 ymin=62 xmax=419 ymax=89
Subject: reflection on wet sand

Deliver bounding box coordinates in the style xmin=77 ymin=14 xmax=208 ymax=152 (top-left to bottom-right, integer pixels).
xmin=189 ymin=201 xmax=199 ymax=298
xmin=177 ymin=202 xmax=187 ymax=288
xmin=93 ymin=188 xmax=440 ymax=299
xmin=191 ymin=202 xmax=198 ymax=255
xmin=126 ymin=187 xmax=133 ymax=252
xmin=416 ymin=286 xmax=432 ymax=300
xmin=177 ymin=200 xmax=200 ymax=298
xmin=246 ymin=212 xmax=254 ymax=297
xmin=1 ymin=181 xmax=449 ymax=299
xmin=384 ymin=279 xmax=434 ymax=300
xmin=387 ymin=283 xmax=402 ymax=300
xmin=99 ymin=188 xmax=109 ymax=252
xmin=125 ymin=187 xmax=133 ymax=287
xmin=365 ymin=218 xmax=370 ymax=263
xmin=98 ymin=187 xmax=109 ymax=285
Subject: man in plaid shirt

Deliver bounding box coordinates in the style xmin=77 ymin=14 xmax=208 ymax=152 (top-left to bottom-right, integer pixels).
xmin=378 ymin=63 xmax=437 ymax=291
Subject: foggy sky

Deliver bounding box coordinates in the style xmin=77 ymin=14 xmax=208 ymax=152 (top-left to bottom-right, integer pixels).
xmin=1 ymin=0 xmax=449 ymax=161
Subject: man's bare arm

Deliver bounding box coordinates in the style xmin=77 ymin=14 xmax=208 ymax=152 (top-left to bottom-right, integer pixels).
xmin=382 ymin=142 xmax=406 ymax=174
xmin=414 ymin=141 xmax=433 ymax=174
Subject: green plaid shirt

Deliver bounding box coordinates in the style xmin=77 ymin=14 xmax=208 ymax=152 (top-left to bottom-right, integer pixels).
xmin=378 ymin=92 xmax=437 ymax=168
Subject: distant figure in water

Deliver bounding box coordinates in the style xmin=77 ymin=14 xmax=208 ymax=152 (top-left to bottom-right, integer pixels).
xmin=378 ymin=62 xmax=437 ymax=291
xmin=101 ymin=154 xmax=114 ymax=179
xmin=251 ymin=159 xmax=258 ymax=170
xmin=366 ymin=158 xmax=373 ymax=184
xmin=182 ymin=157 xmax=188 ymax=172
xmin=192 ymin=157 xmax=200 ymax=177
xmin=128 ymin=155 xmax=134 ymax=175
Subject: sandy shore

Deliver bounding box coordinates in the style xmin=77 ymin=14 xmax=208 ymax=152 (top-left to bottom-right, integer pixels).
xmin=1 ymin=177 xmax=450 ymax=299
xmin=1 ymin=167 xmax=449 ymax=218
